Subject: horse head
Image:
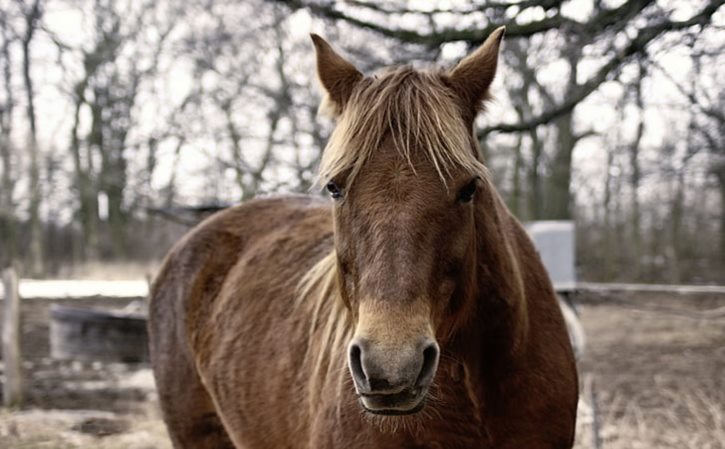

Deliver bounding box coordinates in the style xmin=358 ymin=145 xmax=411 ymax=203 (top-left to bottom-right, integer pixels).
xmin=312 ymin=27 xmax=505 ymax=415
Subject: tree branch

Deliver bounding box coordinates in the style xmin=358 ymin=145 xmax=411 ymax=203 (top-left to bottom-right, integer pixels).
xmin=479 ymin=0 xmax=723 ymax=136
xmin=650 ymin=59 xmax=725 ymax=126
xmin=345 ymin=0 xmax=561 ymax=17
xmin=275 ymin=0 xmax=658 ymax=47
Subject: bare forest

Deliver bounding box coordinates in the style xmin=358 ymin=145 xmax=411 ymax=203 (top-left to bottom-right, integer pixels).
xmin=0 ymin=0 xmax=723 ymax=283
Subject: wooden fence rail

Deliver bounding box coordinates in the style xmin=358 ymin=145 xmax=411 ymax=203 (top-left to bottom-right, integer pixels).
xmin=577 ymin=282 xmax=725 ymax=295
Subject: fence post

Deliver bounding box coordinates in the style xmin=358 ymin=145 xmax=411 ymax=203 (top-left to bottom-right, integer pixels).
xmin=2 ymin=266 xmax=22 ymax=407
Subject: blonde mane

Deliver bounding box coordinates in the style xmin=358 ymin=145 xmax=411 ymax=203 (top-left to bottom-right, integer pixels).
xmin=295 ymin=251 xmax=352 ymax=420
xmin=317 ymin=66 xmax=487 ymax=186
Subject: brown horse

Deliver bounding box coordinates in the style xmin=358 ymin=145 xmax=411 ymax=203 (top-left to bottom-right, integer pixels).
xmin=149 ymin=27 xmax=578 ymax=449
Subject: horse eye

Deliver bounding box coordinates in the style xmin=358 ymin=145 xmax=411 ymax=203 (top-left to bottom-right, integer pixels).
xmin=458 ymin=178 xmax=478 ymax=203
xmin=326 ymin=181 xmax=343 ymax=199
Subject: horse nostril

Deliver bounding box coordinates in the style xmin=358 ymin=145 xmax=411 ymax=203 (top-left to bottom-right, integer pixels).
xmin=348 ymin=342 xmax=367 ymax=388
xmin=416 ymin=342 xmax=440 ymax=387
xmin=349 ymin=339 xmax=439 ymax=395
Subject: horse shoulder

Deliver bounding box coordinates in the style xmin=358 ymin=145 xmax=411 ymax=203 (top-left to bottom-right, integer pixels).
xmin=170 ymin=195 xmax=332 ymax=448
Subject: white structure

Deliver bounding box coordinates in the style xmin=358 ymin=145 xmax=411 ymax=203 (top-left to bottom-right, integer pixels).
xmin=525 ymin=221 xmax=584 ymax=358
xmin=525 ymin=221 xmax=577 ymax=292
xmin=0 ymin=280 xmax=148 ymax=300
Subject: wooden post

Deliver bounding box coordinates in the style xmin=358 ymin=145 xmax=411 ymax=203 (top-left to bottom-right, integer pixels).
xmin=585 ymin=374 xmax=602 ymax=449
xmin=2 ymin=267 xmax=22 ymax=407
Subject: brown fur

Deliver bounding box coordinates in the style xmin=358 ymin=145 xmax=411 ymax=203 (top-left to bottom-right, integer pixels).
xmin=149 ymin=28 xmax=578 ymax=449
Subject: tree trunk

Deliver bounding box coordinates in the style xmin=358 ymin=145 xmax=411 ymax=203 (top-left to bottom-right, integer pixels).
xmin=71 ymin=79 xmax=98 ymax=260
xmin=628 ymin=64 xmax=645 ymax=279
xmin=510 ymin=134 xmax=525 ymax=219
xmin=244 ymin=110 xmax=280 ymax=201
xmin=602 ymin=147 xmax=615 ymax=280
xmin=545 ymin=111 xmax=576 ymax=219
xmin=163 ymin=138 xmax=185 ymax=207
xmin=103 ymin=156 xmax=128 ymax=258
xmin=544 ymin=42 xmax=580 ymax=220
xmin=223 ymin=101 xmax=249 ymax=194
xmin=717 ymin=167 xmax=725 ymax=274
xmin=668 ymin=170 xmax=685 ymax=283
xmin=528 ymin=128 xmax=544 ymax=220
xmin=21 ymin=0 xmax=44 ymax=275
xmin=70 ymin=84 xmax=98 ymax=261
xmin=0 ymin=26 xmax=16 ymax=267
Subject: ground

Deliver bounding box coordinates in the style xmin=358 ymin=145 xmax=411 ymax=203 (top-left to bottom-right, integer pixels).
xmin=0 ymin=297 xmax=169 ymax=449
xmin=0 ymin=292 xmax=723 ymax=448
xmin=574 ymin=291 xmax=724 ymax=449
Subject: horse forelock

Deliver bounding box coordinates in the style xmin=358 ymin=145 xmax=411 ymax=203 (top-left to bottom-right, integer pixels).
xmin=317 ymin=66 xmax=488 ymax=187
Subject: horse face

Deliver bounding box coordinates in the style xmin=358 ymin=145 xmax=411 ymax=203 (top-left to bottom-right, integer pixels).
xmin=329 ymin=139 xmax=480 ymax=415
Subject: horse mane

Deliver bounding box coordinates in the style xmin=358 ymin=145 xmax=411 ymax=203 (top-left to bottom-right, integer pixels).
xmin=317 ymin=65 xmax=487 ymax=186
xmin=295 ymin=251 xmax=353 ymax=421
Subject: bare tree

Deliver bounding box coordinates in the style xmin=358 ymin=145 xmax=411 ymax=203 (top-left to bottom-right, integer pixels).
xmin=61 ymin=0 xmax=178 ymax=259
xmin=16 ymin=0 xmax=44 ymax=274
xmin=177 ymin=1 xmax=323 ymax=201
xmin=0 ymin=0 xmax=719 ymax=283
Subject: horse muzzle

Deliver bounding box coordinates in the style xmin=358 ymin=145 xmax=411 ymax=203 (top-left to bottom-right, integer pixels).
xmin=348 ymin=337 xmax=439 ymax=415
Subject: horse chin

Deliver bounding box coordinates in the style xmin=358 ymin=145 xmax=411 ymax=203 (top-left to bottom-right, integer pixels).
xmin=361 ymin=399 xmax=426 ymax=416
xmin=359 ymin=389 xmax=427 ymax=416
xmin=360 ymin=395 xmax=431 ymax=435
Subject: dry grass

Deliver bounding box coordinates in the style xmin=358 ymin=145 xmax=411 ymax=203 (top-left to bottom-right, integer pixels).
xmin=573 ymin=292 xmax=724 ymax=449
xmin=0 ymin=408 xmax=171 ymax=449
xmin=576 ymin=382 xmax=724 ymax=449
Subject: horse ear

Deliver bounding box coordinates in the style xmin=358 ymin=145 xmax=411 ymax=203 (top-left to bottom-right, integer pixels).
xmin=311 ymin=34 xmax=363 ymax=118
xmin=448 ymin=26 xmax=505 ymax=112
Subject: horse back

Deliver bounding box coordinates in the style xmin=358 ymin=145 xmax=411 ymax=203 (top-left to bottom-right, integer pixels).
xmin=149 ymin=195 xmax=332 ymax=449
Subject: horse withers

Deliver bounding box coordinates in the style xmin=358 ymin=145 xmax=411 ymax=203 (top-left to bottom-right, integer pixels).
xmin=149 ymin=27 xmax=578 ymax=449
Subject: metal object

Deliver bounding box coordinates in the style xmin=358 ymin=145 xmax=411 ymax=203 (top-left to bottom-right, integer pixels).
xmin=525 ymin=221 xmax=577 ymax=292
xmin=50 ymin=305 xmax=148 ymax=363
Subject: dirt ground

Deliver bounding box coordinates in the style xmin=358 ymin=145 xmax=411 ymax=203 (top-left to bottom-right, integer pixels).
xmin=0 ymin=292 xmax=723 ymax=448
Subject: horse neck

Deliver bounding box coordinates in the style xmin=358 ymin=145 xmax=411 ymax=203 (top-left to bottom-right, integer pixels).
xmin=446 ymin=180 xmax=530 ymax=375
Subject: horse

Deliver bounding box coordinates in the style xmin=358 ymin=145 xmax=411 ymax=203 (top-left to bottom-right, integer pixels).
xmin=149 ymin=27 xmax=578 ymax=449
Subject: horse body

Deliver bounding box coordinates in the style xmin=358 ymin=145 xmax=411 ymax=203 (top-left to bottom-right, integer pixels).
xmin=150 ymin=27 xmax=577 ymax=449
xmin=150 ymin=195 xmax=576 ymax=449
